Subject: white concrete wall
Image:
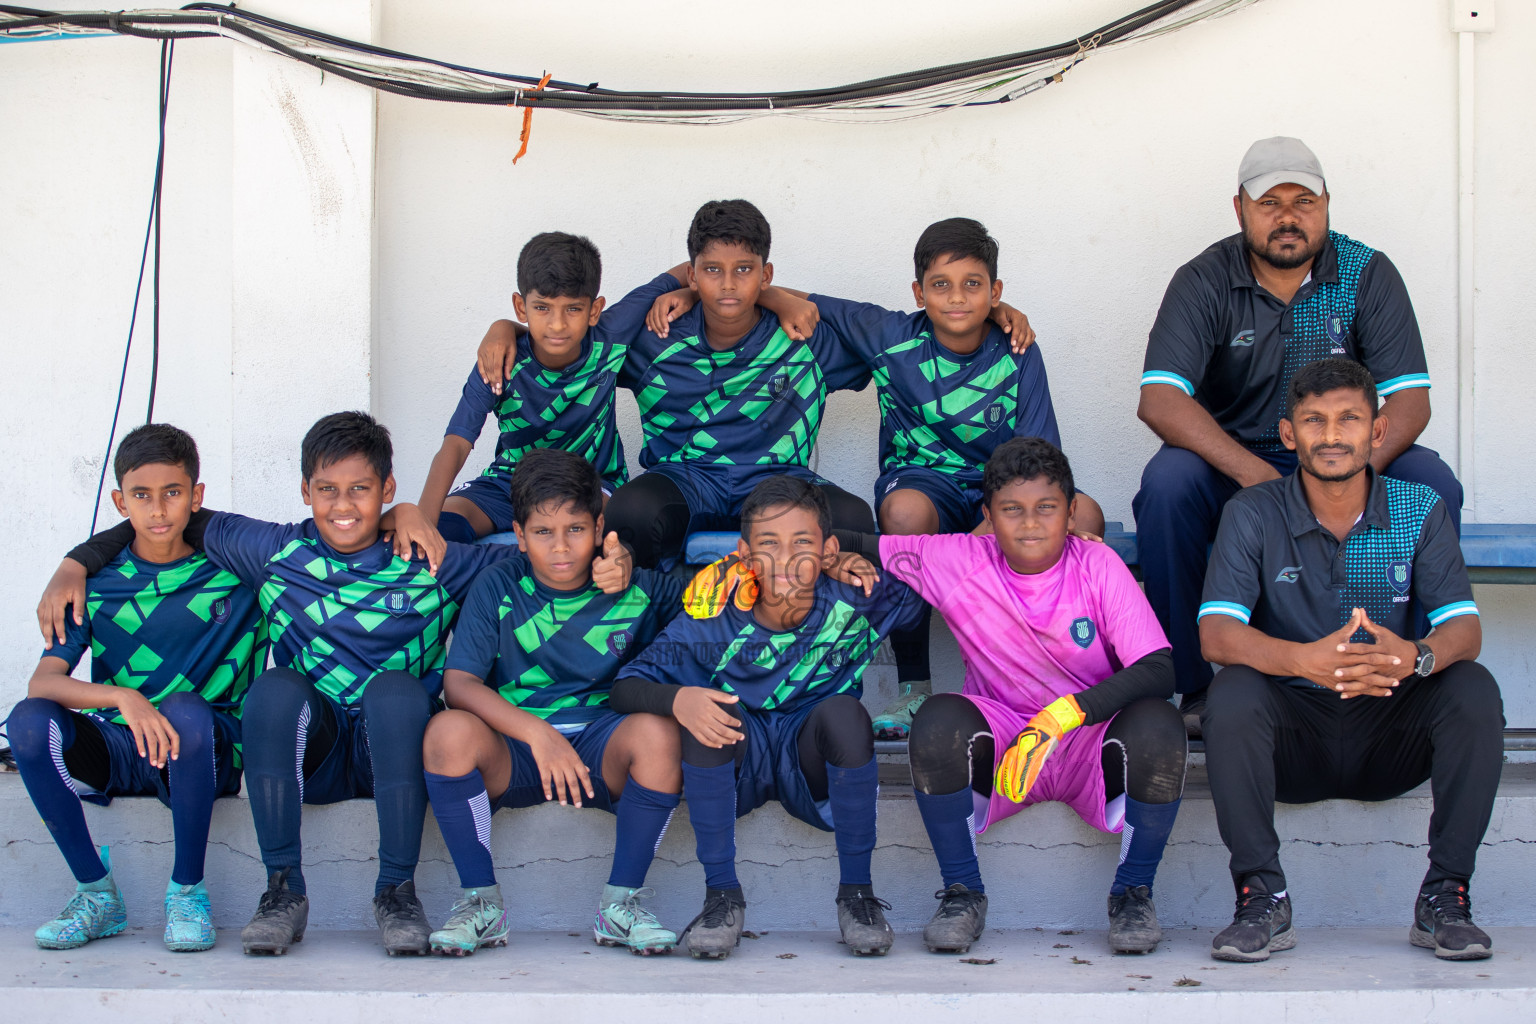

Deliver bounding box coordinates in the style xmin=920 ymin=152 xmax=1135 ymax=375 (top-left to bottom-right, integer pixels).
xmin=2 ymin=0 xmax=1532 ymax=722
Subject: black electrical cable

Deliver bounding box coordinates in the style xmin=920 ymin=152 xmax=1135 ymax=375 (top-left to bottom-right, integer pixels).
xmin=0 ymin=1 xmax=1213 ymax=112
xmin=89 ymin=37 xmax=173 ymax=533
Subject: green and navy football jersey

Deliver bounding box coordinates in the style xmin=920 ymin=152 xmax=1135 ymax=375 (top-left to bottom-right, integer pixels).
xmin=621 ymin=575 xmax=927 ymax=716
xmin=811 ymin=295 xmax=1061 ymax=484
xmin=197 ymin=513 xmax=516 ymax=704
xmin=445 ymin=273 xmax=681 ymax=491
xmin=445 ymin=554 xmax=683 ymax=733
xmin=620 ymin=304 xmax=870 ymax=488
xmin=44 ymin=549 xmax=267 ymax=725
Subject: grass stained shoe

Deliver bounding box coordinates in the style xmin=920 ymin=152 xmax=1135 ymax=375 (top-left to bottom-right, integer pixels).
xmin=1410 ymin=883 xmax=1492 ymax=960
xmin=35 ymin=846 xmax=127 ymax=950
xmin=430 ymin=885 xmax=509 ymax=956
xmin=374 ymin=879 xmax=431 ymax=956
xmin=836 ymin=885 xmax=894 ymax=956
xmin=164 ymin=879 xmax=216 ymax=952
xmin=241 ymin=868 xmax=309 ymax=955
xmin=1211 ymin=883 xmax=1294 ymax=962
xmin=923 ymin=883 xmax=988 ymax=954
xmin=872 ymin=688 xmax=929 ymax=741
xmin=594 ymin=885 xmax=677 ymax=955
xmin=1107 ymin=885 xmax=1161 ymax=954
xmin=681 ymin=886 xmax=747 ymax=960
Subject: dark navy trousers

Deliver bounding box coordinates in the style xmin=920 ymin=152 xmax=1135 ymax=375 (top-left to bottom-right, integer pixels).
xmin=1132 ymin=443 xmax=1463 ymax=696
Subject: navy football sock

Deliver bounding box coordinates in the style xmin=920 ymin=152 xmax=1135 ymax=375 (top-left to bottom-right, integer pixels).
xmin=436 ymin=511 xmax=478 ymax=545
xmin=9 ymin=699 xmax=107 ymax=884
xmin=160 ymin=694 xmax=220 ymax=885
xmin=1112 ymin=795 xmax=1180 ymax=895
xmin=360 ymin=674 xmax=432 ymax=894
xmin=425 ymin=769 xmax=497 ymax=889
xmin=608 ymin=778 xmax=680 ymax=889
xmin=682 ymin=760 xmax=740 ymax=891
xmin=913 ymin=785 xmax=984 ymax=892
xmin=828 ymin=756 xmax=879 ymax=887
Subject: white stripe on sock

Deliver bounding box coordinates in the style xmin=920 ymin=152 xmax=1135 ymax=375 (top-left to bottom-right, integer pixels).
xmin=965 ymin=812 xmax=978 ymax=858
xmin=1119 ymin=823 xmax=1135 ymax=866
xmin=295 ymin=704 xmax=312 ymax=804
xmin=652 ymin=808 xmax=676 ymax=855
xmin=469 ymin=790 xmax=493 ymax=855
xmin=48 ymin=719 xmax=80 ymax=796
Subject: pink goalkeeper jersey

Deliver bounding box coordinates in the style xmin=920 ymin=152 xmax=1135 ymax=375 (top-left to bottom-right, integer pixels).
xmin=881 ymin=533 xmax=1168 ymax=716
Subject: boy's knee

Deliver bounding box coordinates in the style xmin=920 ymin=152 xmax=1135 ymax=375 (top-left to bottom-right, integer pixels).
xmin=808 ymin=695 xmax=873 ymax=767
xmin=422 ymin=710 xmax=486 ymax=774
xmin=158 ymin=691 xmax=213 ymax=730
xmin=360 ymin=672 xmax=431 ymax=719
xmin=877 ymin=490 xmax=940 ymax=535
xmin=244 ymin=667 xmax=315 ymax=718
xmin=6 ymin=697 xmax=66 ymax=753
xmin=622 ymin=713 xmax=682 ymax=758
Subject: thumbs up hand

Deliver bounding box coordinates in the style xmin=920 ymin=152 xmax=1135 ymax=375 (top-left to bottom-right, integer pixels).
xmin=592 ymin=531 xmax=633 ymax=594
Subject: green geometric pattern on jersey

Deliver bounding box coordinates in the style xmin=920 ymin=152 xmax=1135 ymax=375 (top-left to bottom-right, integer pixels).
xmin=713 ymin=598 xmax=883 ymax=712
xmin=635 ymin=326 xmax=825 ymax=468
xmin=872 ymin=332 xmax=1023 ymax=477
xmin=494 ymin=575 xmax=658 ymax=720
xmin=481 ymin=337 xmax=628 ymax=486
xmin=82 ymin=555 xmax=266 ymax=726
xmin=258 ymin=538 xmax=460 ymax=705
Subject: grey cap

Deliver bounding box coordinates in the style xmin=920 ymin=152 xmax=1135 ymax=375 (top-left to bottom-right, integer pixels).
xmin=1238 ymin=137 xmax=1325 ymax=199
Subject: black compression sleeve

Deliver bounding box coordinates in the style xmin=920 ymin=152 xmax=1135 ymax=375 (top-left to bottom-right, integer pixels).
xmin=608 ymin=676 xmax=681 ymax=718
xmin=831 ymin=529 xmax=882 ymax=565
xmin=1073 ymin=648 xmax=1175 ymax=726
xmin=64 ymin=506 xmax=216 ymax=573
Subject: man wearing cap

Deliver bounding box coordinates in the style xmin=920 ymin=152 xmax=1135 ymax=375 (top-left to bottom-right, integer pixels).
xmin=1133 ymin=137 xmax=1462 ymax=733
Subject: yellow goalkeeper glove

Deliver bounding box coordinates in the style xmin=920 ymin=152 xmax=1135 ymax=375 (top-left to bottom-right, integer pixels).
xmin=995 ymin=694 xmax=1084 ymax=804
xmin=683 ymin=553 xmax=759 ymax=619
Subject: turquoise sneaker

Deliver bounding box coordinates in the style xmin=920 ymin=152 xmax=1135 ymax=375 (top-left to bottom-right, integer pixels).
xmin=36 ymin=846 xmax=128 ymax=950
xmin=429 ymin=885 xmax=509 ymax=956
xmin=872 ymin=684 xmax=931 ymax=740
xmin=164 ymin=879 xmax=217 ymax=952
xmin=594 ymin=885 xmax=677 ymax=955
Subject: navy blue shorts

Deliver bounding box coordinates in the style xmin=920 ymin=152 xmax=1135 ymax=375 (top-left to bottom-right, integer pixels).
xmin=874 ymin=466 xmax=984 ymax=534
xmin=493 ymin=711 xmax=627 ymax=813
xmin=449 ymin=475 xmax=518 ymax=534
xmin=299 ymin=695 xmax=393 ymax=804
xmin=730 ymin=702 xmax=834 ymax=833
xmin=78 ymin=710 xmax=242 ymax=807
xmin=651 ymin=463 xmax=832 ymax=524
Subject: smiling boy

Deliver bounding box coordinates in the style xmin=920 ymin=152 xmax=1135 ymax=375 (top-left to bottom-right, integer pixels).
xmin=11 ymin=424 xmax=266 ymax=952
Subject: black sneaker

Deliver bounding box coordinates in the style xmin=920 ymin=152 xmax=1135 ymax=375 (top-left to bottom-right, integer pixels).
xmin=1211 ymin=883 xmax=1294 ymax=962
xmin=1410 ymin=883 xmax=1492 ymax=960
xmin=241 ymin=869 xmax=309 ymax=956
xmin=1179 ymin=692 xmax=1207 ymax=740
xmin=835 ymin=885 xmax=894 ymax=956
xmin=923 ymin=883 xmax=988 ymax=954
xmin=680 ymin=887 xmax=747 ymax=960
xmin=1108 ymin=885 xmax=1162 ymax=954
xmin=373 ymin=880 xmax=431 ymax=956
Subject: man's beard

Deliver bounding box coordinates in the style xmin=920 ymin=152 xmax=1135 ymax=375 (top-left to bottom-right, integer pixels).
xmin=1243 ymin=217 xmax=1327 ymax=271
xmin=1299 ymin=442 xmax=1367 ymax=483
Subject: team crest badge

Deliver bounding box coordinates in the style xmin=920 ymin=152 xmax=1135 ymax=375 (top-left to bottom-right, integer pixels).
xmin=1230 ymin=329 xmax=1255 ymax=348
xmin=769 ymin=370 xmax=791 ymax=401
xmin=1387 ymin=560 xmax=1412 ymax=595
xmin=608 ymin=630 xmax=633 ymax=657
xmin=384 ymin=591 xmax=409 ymax=616
xmin=1071 ymin=616 xmax=1096 ymax=649
xmin=1325 ymin=315 xmax=1345 ymax=343
xmin=210 ymin=598 xmax=230 ymax=624
xmin=984 ymin=402 xmax=1005 ymax=430
xmin=827 ymin=646 xmax=849 ymax=669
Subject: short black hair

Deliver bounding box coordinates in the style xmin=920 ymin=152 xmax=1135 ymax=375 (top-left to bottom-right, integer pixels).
xmin=982 ymin=437 xmax=1075 ymax=505
xmin=914 ymin=217 xmax=999 ymax=283
xmin=687 ymin=199 xmax=771 ymax=262
xmin=113 ymin=423 xmax=199 ymax=487
xmin=1286 ymin=358 xmax=1378 ymax=418
xmin=300 ymin=411 xmax=392 ymax=482
xmin=508 ymin=448 xmax=604 ymax=527
xmin=516 ymin=231 xmax=602 ymax=299
xmin=739 ymin=474 xmax=830 ymax=540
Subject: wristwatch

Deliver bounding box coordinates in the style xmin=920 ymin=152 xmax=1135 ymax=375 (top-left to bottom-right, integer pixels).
xmin=1412 ymin=640 xmax=1436 ymax=678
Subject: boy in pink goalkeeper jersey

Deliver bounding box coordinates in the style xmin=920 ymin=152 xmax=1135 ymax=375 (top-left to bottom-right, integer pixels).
xmin=840 ymin=438 xmax=1185 ymax=956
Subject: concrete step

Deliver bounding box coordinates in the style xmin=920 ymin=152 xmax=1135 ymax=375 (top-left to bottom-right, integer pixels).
xmin=2 ymin=765 xmax=1532 ymax=935
xmin=2 ymin=924 xmax=1531 ymax=1022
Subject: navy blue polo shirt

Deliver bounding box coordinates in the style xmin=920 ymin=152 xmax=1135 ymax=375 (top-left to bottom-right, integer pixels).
xmin=1198 ymin=469 xmax=1477 ymax=672
xmin=1142 ymin=231 xmax=1430 ymax=453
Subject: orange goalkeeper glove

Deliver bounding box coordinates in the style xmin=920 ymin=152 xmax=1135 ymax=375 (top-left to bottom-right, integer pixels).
xmin=995 ymin=694 xmax=1084 ymax=805
xmin=683 ymin=553 xmax=758 ymax=619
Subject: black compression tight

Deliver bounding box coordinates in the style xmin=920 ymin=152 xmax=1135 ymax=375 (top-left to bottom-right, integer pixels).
xmin=679 ymin=693 xmax=874 ymax=801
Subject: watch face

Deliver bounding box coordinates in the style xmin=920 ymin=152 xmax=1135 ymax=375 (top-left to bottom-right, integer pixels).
xmin=1415 ymin=643 xmax=1435 ymax=677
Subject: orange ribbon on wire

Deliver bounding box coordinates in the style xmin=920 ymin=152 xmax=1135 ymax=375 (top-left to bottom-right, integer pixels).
xmin=512 ymin=71 xmax=553 ymax=165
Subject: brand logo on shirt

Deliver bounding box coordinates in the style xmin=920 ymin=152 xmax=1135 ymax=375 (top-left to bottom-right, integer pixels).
xmin=1230 ymin=330 xmax=1255 ymax=348
xmin=384 ymin=591 xmax=409 ymax=616
xmin=608 ymin=630 xmax=633 ymax=657
xmin=1387 ymin=560 xmax=1412 ymax=595
xmin=1325 ymin=315 xmax=1345 ymax=344
xmin=985 ymin=402 xmax=1005 ymax=430
xmin=590 ymin=371 xmax=614 ymax=391
xmin=827 ymin=646 xmax=849 ymax=668
xmin=768 ymin=370 xmax=791 ymax=402
xmin=210 ymin=597 xmax=231 ymax=624
xmin=1275 ymin=566 xmax=1303 ymax=583
xmin=1071 ymin=617 xmax=1096 ymax=649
